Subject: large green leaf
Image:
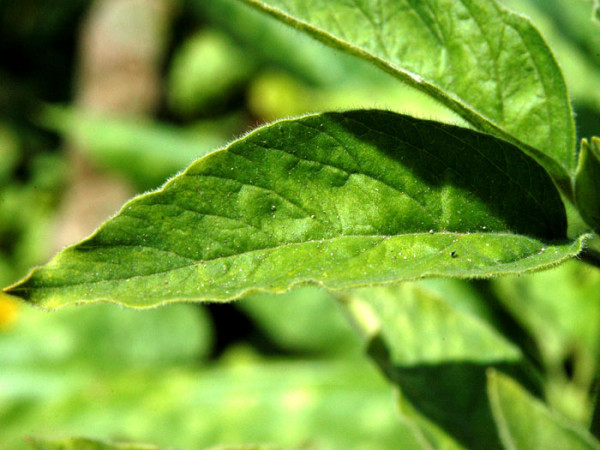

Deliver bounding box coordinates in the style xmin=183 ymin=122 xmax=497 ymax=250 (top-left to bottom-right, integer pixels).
xmin=341 ymin=281 xmax=531 ymax=449
xmin=4 ymin=111 xmax=582 ymax=309
xmin=237 ymin=0 xmax=576 ymax=184
xmin=487 ymin=370 xmax=600 ymax=449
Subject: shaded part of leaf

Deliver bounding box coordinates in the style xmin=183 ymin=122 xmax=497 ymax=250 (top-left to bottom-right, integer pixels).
xmin=342 ymin=283 xmax=540 ymax=449
xmin=4 ymin=111 xmax=577 ymax=309
xmin=469 ymin=279 xmax=545 ymax=372
xmin=238 ymin=0 xmax=576 ymax=180
xmin=575 ymin=138 xmax=600 ymax=234
xmin=487 ymin=370 xmax=600 ymax=450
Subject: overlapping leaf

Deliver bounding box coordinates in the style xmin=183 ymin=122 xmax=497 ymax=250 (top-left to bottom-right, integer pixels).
xmin=341 ymin=281 xmax=531 ymax=449
xmin=4 ymin=111 xmax=582 ymax=309
xmin=493 ymin=260 xmax=600 ymax=422
xmin=238 ymin=0 xmax=576 ymax=183
xmin=488 ymin=371 xmax=600 ymax=449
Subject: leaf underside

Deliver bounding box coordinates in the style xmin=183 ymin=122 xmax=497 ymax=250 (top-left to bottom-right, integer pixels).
xmin=4 ymin=111 xmax=580 ymax=309
xmin=238 ymin=0 xmax=576 ymax=181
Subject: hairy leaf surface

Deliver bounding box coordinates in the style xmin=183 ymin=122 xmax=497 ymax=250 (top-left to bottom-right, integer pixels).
xmin=238 ymin=0 xmax=575 ymax=182
xmin=4 ymin=111 xmax=581 ymax=308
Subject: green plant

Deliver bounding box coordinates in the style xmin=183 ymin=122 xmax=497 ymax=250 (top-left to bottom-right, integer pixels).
xmin=4 ymin=0 xmax=600 ymax=448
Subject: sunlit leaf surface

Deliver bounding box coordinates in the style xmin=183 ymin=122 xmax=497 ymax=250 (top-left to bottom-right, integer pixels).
xmin=238 ymin=0 xmax=576 ymax=182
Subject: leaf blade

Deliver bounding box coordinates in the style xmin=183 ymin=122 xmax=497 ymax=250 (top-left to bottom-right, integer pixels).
xmin=4 ymin=111 xmax=580 ymax=308
xmin=236 ymin=0 xmax=575 ymax=181
xmin=341 ymin=281 xmax=529 ymax=449
xmin=488 ymin=370 xmax=600 ymax=450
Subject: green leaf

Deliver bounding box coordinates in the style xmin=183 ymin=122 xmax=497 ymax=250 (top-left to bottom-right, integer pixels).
xmin=487 ymin=370 xmax=600 ymax=450
xmin=194 ymin=0 xmax=374 ymax=86
xmin=4 ymin=111 xmax=581 ymax=309
xmin=575 ymin=138 xmax=600 ymax=234
xmin=24 ymin=436 xmax=163 ymax=450
xmin=492 ymin=260 xmax=600 ymax=422
xmin=237 ymin=0 xmax=576 ymax=184
xmin=341 ymin=281 xmax=530 ymax=449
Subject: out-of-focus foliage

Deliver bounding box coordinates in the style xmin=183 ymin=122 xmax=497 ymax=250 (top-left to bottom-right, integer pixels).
xmin=167 ymin=29 xmax=257 ymax=117
xmin=39 ymin=106 xmax=246 ymax=190
xmin=487 ymin=370 xmax=600 ymax=450
xmin=493 ymin=261 xmax=600 ymax=423
xmin=25 ymin=436 xmax=164 ymax=450
xmin=1 ymin=305 xmax=419 ymax=448
xmin=239 ymin=287 xmax=362 ymax=355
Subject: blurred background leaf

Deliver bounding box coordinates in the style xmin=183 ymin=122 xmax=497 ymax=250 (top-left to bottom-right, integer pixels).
xmin=492 ymin=261 xmax=600 ymax=424
xmin=341 ymin=280 xmax=537 ymax=449
xmin=487 ymin=370 xmax=600 ymax=449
